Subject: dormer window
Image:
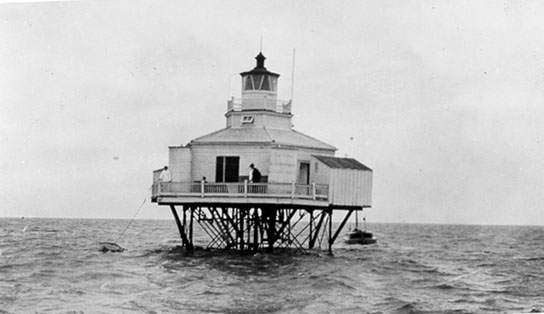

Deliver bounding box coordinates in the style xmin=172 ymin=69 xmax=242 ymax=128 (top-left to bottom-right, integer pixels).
xmin=241 ymin=115 xmax=255 ymax=124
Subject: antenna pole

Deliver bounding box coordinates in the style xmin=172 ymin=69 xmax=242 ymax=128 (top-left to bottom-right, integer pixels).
xmin=291 ymin=48 xmax=296 ymax=101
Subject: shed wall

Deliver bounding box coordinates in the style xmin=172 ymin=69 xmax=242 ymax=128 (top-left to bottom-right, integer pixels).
xmin=329 ymin=168 xmax=373 ymax=207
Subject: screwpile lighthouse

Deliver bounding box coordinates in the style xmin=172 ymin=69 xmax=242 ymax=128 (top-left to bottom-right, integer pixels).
xmin=152 ymin=52 xmax=373 ymax=253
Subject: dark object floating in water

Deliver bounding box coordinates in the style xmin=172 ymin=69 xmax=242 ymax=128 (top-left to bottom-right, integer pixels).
xmin=344 ymin=228 xmax=377 ymax=245
xmin=99 ymin=242 xmax=125 ymax=253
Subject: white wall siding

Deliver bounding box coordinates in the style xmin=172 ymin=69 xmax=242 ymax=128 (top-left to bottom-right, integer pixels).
xmin=169 ymin=146 xmax=192 ymax=182
xmin=187 ymin=145 xmax=335 ymax=183
xmin=172 ymin=145 xmax=374 ymax=207
xmin=190 ymin=147 xmax=216 ymax=182
xmin=190 ymin=145 xmax=271 ymax=182
xmin=227 ymin=112 xmax=292 ymax=130
xmin=239 ymin=146 xmax=271 ymax=179
xmin=364 ymin=171 xmax=373 ymax=206
xmin=269 ymin=148 xmax=297 ymax=183
xmin=328 ymin=168 xmax=372 ymax=207
xmin=310 ymin=157 xmax=330 ymax=186
xmin=262 ymin=115 xmax=292 ymax=129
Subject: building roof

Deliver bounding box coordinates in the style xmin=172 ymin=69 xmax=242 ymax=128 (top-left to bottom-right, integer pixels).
xmin=240 ymin=52 xmax=280 ymax=77
xmin=190 ymin=127 xmax=337 ymax=151
xmin=313 ymin=155 xmax=372 ymax=171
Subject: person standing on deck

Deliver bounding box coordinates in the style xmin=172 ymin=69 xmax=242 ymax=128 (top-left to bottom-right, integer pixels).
xmin=159 ymin=166 xmax=171 ymax=192
xmin=249 ymin=164 xmax=261 ymax=183
xmin=249 ymin=163 xmax=261 ymax=183
xmin=159 ymin=166 xmax=171 ymax=182
xmin=249 ymin=163 xmax=261 ymax=194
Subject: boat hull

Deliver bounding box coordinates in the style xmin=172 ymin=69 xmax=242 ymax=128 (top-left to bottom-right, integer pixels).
xmin=343 ymin=228 xmax=377 ymax=245
xmin=344 ymin=237 xmax=377 ymax=245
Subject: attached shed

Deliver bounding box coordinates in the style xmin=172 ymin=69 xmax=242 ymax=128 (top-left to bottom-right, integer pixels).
xmin=312 ymin=155 xmax=373 ymax=208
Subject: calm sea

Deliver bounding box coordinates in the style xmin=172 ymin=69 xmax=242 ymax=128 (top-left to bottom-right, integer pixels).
xmin=0 ymin=218 xmax=543 ymax=314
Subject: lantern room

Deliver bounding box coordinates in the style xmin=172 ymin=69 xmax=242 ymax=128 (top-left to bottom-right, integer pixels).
xmin=238 ymin=52 xmax=281 ymax=112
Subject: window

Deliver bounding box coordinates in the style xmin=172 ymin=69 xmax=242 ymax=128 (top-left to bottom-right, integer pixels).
xmin=243 ymin=76 xmax=254 ymax=90
xmin=242 ymin=74 xmax=276 ymax=91
xmin=253 ymin=74 xmax=264 ymax=90
xmin=270 ymin=77 xmax=277 ymax=91
xmin=261 ymin=75 xmax=271 ymax=90
xmin=241 ymin=115 xmax=254 ymax=124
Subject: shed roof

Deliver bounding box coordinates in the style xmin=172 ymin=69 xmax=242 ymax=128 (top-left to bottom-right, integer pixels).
xmin=313 ymin=155 xmax=372 ymax=171
xmin=190 ymin=127 xmax=336 ymax=151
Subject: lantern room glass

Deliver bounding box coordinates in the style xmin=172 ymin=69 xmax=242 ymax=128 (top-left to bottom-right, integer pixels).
xmin=242 ymin=74 xmax=277 ymax=92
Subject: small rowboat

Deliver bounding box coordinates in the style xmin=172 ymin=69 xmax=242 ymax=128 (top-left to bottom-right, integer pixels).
xmin=344 ymin=228 xmax=377 ymax=245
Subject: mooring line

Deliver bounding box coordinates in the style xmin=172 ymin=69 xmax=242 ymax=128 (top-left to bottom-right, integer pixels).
xmin=114 ymin=186 xmax=152 ymax=244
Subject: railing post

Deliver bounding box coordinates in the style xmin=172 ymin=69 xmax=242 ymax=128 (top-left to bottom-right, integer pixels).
xmin=201 ymin=181 xmax=205 ymax=198
xmin=244 ymin=180 xmax=248 ymax=198
xmin=291 ymin=182 xmax=295 ymax=199
xmin=312 ymin=182 xmax=316 ymax=200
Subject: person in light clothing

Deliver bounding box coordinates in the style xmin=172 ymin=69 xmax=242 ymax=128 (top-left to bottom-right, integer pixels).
xmin=159 ymin=166 xmax=171 ymax=182
xmin=159 ymin=166 xmax=171 ymax=193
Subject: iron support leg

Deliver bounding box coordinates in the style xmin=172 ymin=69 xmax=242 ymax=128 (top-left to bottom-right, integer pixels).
xmin=170 ymin=205 xmax=193 ymax=252
xmin=328 ymin=208 xmax=333 ymax=254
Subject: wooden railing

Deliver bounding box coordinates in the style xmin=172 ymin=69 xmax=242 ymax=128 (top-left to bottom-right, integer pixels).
xmin=152 ymin=181 xmax=328 ymax=201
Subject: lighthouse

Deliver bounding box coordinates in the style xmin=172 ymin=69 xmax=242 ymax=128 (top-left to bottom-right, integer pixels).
xmin=152 ymin=52 xmax=373 ymax=253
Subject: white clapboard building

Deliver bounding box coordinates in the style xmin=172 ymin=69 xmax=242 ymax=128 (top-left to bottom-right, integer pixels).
xmin=151 ymin=52 xmax=373 ymax=252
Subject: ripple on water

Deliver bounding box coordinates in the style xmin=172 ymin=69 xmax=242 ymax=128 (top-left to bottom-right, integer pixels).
xmin=1 ymin=219 xmax=544 ymax=313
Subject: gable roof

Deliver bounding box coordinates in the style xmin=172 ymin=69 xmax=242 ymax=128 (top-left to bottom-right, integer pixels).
xmin=313 ymin=155 xmax=372 ymax=171
xmin=190 ymin=127 xmax=336 ymax=151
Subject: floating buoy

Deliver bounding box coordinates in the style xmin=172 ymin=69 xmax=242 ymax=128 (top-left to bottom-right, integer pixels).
xmin=99 ymin=242 xmax=125 ymax=253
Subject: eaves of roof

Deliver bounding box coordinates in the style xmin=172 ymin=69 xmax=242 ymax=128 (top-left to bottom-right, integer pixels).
xmin=313 ymin=155 xmax=372 ymax=171
xmin=190 ymin=127 xmax=336 ymax=151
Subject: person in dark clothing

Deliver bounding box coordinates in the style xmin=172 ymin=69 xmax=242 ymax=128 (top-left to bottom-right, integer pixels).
xmin=249 ymin=163 xmax=261 ymax=183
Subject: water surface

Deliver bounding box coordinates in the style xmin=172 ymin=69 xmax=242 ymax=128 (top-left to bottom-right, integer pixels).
xmin=1 ymin=218 xmax=543 ymax=313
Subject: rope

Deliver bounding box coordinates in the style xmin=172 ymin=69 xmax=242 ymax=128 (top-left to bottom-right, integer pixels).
xmin=114 ymin=186 xmax=151 ymax=244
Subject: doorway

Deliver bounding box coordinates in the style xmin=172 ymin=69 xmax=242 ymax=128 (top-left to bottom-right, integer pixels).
xmin=216 ymin=156 xmax=240 ymax=182
xmin=297 ymin=162 xmax=310 ymax=185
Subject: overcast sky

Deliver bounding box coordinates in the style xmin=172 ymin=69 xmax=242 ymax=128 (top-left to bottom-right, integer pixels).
xmin=1 ymin=0 xmax=544 ymax=225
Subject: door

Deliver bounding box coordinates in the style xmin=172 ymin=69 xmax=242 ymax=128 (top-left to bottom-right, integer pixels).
xmin=216 ymin=156 xmax=240 ymax=182
xmin=297 ymin=162 xmax=310 ymax=184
